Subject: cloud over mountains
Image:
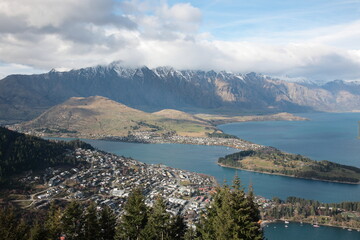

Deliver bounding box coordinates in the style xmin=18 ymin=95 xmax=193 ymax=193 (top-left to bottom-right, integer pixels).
xmin=0 ymin=0 xmax=360 ymax=81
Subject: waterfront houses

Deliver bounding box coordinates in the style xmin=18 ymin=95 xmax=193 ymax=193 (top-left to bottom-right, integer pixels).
xmin=17 ymin=148 xmax=217 ymax=225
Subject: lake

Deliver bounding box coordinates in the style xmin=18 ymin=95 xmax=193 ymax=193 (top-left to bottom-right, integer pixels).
xmin=264 ymin=221 xmax=360 ymax=240
xmin=61 ymin=112 xmax=360 ymax=239
xmin=82 ymin=140 xmax=360 ymax=203
xmin=219 ymin=112 xmax=360 ymax=167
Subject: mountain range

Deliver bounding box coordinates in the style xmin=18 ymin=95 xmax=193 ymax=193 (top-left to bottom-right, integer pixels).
xmin=1 ymin=62 xmax=360 ymax=123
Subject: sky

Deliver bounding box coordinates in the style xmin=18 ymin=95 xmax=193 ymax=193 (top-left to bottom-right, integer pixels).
xmin=0 ymin=0 xmax=360 ymax=81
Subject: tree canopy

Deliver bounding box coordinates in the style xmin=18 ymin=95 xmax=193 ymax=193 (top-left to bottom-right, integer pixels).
xmin=0 ymin=127 xmax=93 ymax=183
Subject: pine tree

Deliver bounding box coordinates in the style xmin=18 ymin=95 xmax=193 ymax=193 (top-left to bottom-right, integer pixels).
xmin=241 ymin=185 xmax=262 ymax=240
xmin=0 ymin=206 xmax=29 ymax=240
xmin=212 ymin=186 xmax=239 ymax=240
xmin=142 ymin=196 xmax=187 ymax=240
xmin=116 ymin=188 xmax=148 ymax=240
xmin=0 ymin=206 xmax=18 ymax=240
xmin=168 ymin=215 xmax=187 ymax=240
xmin=143 ymin=196 xmax=172 ymax=240
xmin=196 ymin=176 xmax=263 ymax=240
xmin=17 ymin=219 xmax=30 ymax=240
xmin=61 ymin=201 xmax=84 ymax=240
xmin=184 ymin=226 xmax=198 ymax=240
xmin=29 ymin=222 xmax=47 ymax=240
xmin=83 ymin=202 xmax=100 ymax=240
xmin=44 ymin=202 xmax=62 ymax=239
xmin=196 ymin=186 xmax=231 ymax=240
xmin=99 ymin=206 xmax=116 ymax=240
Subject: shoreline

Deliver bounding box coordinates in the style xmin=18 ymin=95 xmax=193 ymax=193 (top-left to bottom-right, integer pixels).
xmin=43 ymin=134 xmax=360 ymax=185
xmin=265 ymin=219 xmax=360 ymax=232
xmin=12 ymin=111 xmax=360 ymax=186
xmin=217 ymin=163 xmax=360 ymax=185
xmin=43 ymin=134 xmax=265 ymax=151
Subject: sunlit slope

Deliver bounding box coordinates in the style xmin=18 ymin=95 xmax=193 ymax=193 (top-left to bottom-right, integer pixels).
xmin=15 ymin=96 xmax=217 ymax=138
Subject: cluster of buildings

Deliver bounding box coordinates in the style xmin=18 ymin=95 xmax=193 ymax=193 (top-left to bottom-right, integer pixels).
xmin=21 ymin=148 xmax=217 ymax=225
xmin=104 ymin=131 xmax=264 ymax=151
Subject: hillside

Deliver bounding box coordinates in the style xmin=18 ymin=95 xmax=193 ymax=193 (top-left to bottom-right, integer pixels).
xmin=153 ymin=109 xmax=208 ymax=123
xmin=0 ymin=127 xmax=93 ymax=183
xmin=1 ymin=63 xmax=360 ymax=123
xmin=12 ymin=96 xmax=218 ymax=138
xmin=195 ymin=112 xmax=307 ymax=125
xmin=218 ymin=148 xmax=360 ymax=184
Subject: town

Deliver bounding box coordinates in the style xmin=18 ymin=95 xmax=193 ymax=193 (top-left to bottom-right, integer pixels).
xmin=16 ymin=148 xmax=218 ymax=227
xmin=102 ymin=131 xmax=265 ymax=151
xmin=12 ymin=148 xmax=360 ymax=231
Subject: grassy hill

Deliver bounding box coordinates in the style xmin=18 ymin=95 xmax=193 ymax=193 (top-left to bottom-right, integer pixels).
xmin=11 ymin=96 xmax=308 ymax=139
xmin=13 ymin=96 xmax=218 ymax=138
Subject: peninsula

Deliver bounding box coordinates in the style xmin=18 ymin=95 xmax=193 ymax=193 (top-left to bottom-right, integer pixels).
xmin=218 ymin=148 xmax=360 ymax=184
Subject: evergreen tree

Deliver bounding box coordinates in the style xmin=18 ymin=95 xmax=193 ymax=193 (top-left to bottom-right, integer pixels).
xmin=116 ymin=188 xmax=148 ymax=240
xmin=168 ymin=215 xmax=187 ymax=240
xmin=0 ymin=206 xmax=28 ymax=240
xmin=83 ymin=202 xmax=100 ymax=240
xmin=196 ymin=176 xmax=263 ymax=240
xmin=29 ymin=222 xmax=47 ymax=240
xmin=142 ymin=196 xmax=186 ymax=240
xmin=99 ymin=206 xmax=116 ymax=240
xmin=184 ymin=226 xmax=198 ymax=240
xmin=61 ymin=201 xmax=84 ymax=240
xmin=15 ymin=219 xmax=30 ymax=240
xmin=0 ymin=206 xmax=18 ymax=240
xmin=44 ymin=202 xmax=62 ymax=239
xmin=196 ymin=185 xmax=232 ymax=240
xmin=143 ymin=196 xmax=172 ymax=240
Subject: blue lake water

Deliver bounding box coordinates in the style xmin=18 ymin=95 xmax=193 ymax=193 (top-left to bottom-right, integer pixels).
xmin=58 ymin=112 xmax=360 ymax=239
xmin=219 ymin=112 xmax=360 ymax=167
xmin=264 ymin=222 xmax=360 ymax=240
xmin=82 ymin=139 xmax=360 ymax=203
xmin=77 ymin=113 xmax=360 ymax=203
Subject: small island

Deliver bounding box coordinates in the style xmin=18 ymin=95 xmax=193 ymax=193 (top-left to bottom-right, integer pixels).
xmin=218 ymin=147 xmax=360 ymax=184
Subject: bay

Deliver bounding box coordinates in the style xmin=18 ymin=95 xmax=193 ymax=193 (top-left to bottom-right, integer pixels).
xmin=264 ymin=222 xmax=360 ymax=240
xmin=82 ymin=139 xmax=360 ymax=203
xmin=218 ymin=112 xmax=360 ymax=167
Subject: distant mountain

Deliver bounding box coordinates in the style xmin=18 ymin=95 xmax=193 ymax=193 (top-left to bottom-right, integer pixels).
xmin=1 ymin=62 xmax=360 ymax=122
xmin=321 ymin=80 xmax=360 ymax=95
xmin=13 ymin=96 xmax=217 ymax=138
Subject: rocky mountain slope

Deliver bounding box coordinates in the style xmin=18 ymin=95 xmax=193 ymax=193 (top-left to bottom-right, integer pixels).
xmin=1 ymin=62 xmax=360 ymax=122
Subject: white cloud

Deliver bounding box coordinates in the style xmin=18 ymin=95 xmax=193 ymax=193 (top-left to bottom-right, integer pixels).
xmin=0 ymin=0 xmax=360 ymax=82
xmin=159 ymin=3 xmax=202 ymax=32
xmin=0 ymin=63 xmax=45 ymax=79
